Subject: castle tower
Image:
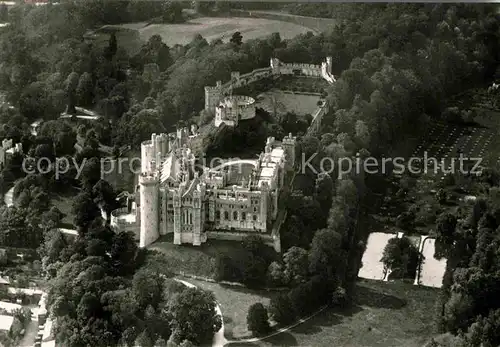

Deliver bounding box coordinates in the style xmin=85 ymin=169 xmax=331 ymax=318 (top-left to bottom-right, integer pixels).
xmin=326 ymin=56 xmax=333 ymax=74
xmin=204 ymin=81 xmax=223 ymax=111
xmin=139 ymin=173 xmax=160 ymax=248
xmin=141 ymin=134 xmax=157 ymax=174
xmin=282 ymin=133 xmax=297 ymax=171
xmin=154 ymin=133 xmax=169 ymax=159
xmin=231 ymin=71 xmax=240 ymax=82
xmin=177 ymin=127 xmax=188 ymax=146
xmin=270 ymin=58 xmax=280 ymax=75
xmin=192 ymin=186 xmax=206 ymax=246
xmin=173 ymin=189 xmax=182 ymax=245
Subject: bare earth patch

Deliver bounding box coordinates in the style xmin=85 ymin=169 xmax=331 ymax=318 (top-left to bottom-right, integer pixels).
xmin=358 ymin=232 xmax=395 ymax=281
xmin=418 ymin=238 xmax=446 ymax=288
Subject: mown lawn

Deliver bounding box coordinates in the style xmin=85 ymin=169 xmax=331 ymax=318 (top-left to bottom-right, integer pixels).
xmin=148 ymin=234 xmax=252 ymax=279
xmin=134 ymin=17 xmax=313 ymax=47
xmin=51 ymin=188 xmax=80 ymax=228
xmin=228 ymin=279 xmax=439 ymax=347
xmin=255 ymin=90 xmax=320 ymax=118
xmin=184 ymin=277 xmax=280 ymax=340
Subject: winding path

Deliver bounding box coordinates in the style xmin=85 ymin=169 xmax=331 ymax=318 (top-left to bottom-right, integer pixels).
xmin=228 ymin=304 xmax=329 ymax=345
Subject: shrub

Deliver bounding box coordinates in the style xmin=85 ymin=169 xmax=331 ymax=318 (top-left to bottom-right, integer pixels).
xmin=269 ymin=294 xmax=296 ymax=325
xmin=266 ymin=261 xmax=288 ymax=287
xmin=288 ymin=282 xmax=314 ymax=316
xmin=247 ymin=303 xmax=270 ymax=335
xmin=380 ymin=236 xmax=422 ymax=279
xmin=332 ymin=286 xmax=347 ymax=307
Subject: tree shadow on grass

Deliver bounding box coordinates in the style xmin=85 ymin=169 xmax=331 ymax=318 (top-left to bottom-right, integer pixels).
xmin=289 ymin=312 xmax=338 ymax=335
xmin=354 ymin=285 xmax=407 ymax=309
xmin=260 ymin=331 xmax=299 ymax=346
xmin=218 ymin=283 xmax=277 ymax=301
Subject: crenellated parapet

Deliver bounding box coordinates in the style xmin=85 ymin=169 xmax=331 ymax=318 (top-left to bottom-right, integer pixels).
xmin=204 ymin=56 xmax=334 ymax=128
xmin=214 ymin=95 xmax=256 ymax=127
xmin=270 ymin=56 xmax=335 ymax=83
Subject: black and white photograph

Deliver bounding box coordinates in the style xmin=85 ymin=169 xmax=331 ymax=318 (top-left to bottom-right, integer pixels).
xmin=0 ymin=1 xmax=498 ymax=346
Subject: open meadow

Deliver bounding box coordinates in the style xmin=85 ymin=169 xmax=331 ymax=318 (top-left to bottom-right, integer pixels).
xmin=229 ymin=280 xmax=439 ymax=347
xmin=105 ymin=17 xmax=314 ymax=48
xmin=181 ymin=277 xmax=278 ymax=341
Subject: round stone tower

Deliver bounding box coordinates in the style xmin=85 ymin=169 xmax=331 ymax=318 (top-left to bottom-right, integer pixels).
xmin=139 ymin=173 xmax=159 ymax=248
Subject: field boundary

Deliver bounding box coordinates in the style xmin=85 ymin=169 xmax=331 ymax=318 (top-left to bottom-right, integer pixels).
xmin=228 ymin=9 xmax=336 ymax=33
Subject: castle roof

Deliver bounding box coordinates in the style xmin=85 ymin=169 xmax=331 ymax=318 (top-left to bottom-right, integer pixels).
xmin=182 ymin=176 xmax=200 ymax=198
xmin=257 ymin=147 xmax=285 ymax=187
xmin=160 ymin=155 xmax=180 ymax=184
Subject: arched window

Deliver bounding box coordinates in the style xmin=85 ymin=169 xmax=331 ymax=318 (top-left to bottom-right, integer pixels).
xmin=224 ymin=211 xmax=229 ymax=220
xmin=253 ymin=215 xmax=257 ymax=221
xmin=233 ymin=211 xmax=238 ymax=220
xmin=215 ymin=211 xmax=220 ymax=220
xmin=242 ymin=212 xmax=246 ymax=220
xmin=189 ymin=213 xmax=193 ymax=224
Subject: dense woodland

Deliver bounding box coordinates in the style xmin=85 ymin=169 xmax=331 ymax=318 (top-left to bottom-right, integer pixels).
xmin=0 ymin=1 xmax=498 ymax=346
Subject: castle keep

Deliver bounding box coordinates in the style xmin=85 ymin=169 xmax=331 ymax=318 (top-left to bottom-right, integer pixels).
xmin=205 ymin=57 xmax=335 ymax=127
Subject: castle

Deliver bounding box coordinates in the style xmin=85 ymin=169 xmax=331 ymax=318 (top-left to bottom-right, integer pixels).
xmin=110 ymin=129 xmax=297 ymax=251
xmin=205 ymin=57 xmax=335 ymax=127
xmin=109 ymin=57 xmax=335 ymax=249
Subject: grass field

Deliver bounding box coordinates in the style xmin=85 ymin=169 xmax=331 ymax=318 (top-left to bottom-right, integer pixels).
xmin=92 ymin=26 xmax=143 ymax=55
xmin=230 ymin=280 xmax=439 ymax=347
xmin=109 ymin=17 xmax=313 ymax=47
xmin=51 ymin=189 xmax=78 ymax=228
xmin=149 ymin=234 xmax=251 ymax=279
xmin=182 ymin=277 xmax=278 ymax=340
xmin=256 ymin=90 xmax=320 ymax=117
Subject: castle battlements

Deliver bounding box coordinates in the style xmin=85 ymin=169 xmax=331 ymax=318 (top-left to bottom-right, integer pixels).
xmin=205 ymin=56 xmax=335 ymax=128
xmin=283 ymin=132 xmax=297 ymax=143
xmin=215 ymin=95 xmax=256 ymax=127
xmin=139 ymin=172 xmax=159 ymax=185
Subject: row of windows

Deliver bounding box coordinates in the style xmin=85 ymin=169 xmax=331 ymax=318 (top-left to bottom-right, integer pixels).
xmin=215 ymin=210 xmax=258 ymax=222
